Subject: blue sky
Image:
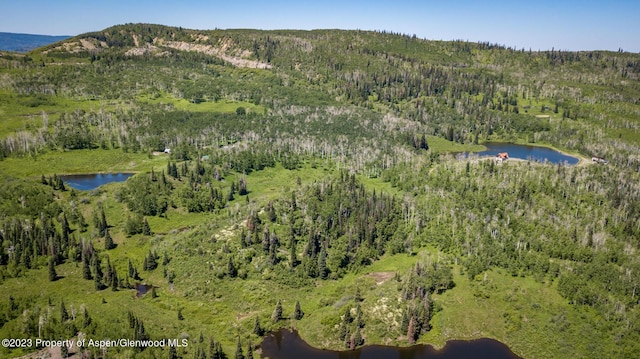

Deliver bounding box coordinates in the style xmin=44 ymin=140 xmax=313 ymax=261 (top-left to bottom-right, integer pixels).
xmin=1 ymin=0 xmax=638 ymax=52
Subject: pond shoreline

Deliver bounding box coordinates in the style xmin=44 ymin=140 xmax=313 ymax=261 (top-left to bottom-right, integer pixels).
xmin=259 ymin=328 xmax=523 ymax=359
xmin=465 ymin=142 xmax=582 ymax=165
xmin=60 ymin=172 xmax=135 ymax=190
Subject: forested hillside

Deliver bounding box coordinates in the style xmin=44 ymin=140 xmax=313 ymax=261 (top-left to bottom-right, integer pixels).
xmin=0 ymin=23 xmax=639 ymax=358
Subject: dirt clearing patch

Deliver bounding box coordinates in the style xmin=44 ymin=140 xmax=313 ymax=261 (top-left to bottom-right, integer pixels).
xmin=367 ymin=271 xmax=394 ymax=285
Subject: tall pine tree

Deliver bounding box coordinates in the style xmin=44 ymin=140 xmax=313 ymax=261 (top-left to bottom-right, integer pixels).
xmin=294 ymin=300 xmax=303 ymax=320
xmin=253 ymin=316 xmax=264 ymax=336
xmin=48 ymin=257 xmax=57 ymax=281
xmin=104 ymin=228 xmax=115 ymax=250
xmin=98 ymin=206 xmax=108 ymax=237
xmin=272 ymin=299 xmax=283 ymax=322
xmin=235 ymin=338 xmax=244 ymax=359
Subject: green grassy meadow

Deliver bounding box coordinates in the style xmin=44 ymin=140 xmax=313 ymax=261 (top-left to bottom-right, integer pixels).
xmin=0 ymin=149 xmax=166 ymax=177
xmin=138 ymin=94 xmax=264 ymax=114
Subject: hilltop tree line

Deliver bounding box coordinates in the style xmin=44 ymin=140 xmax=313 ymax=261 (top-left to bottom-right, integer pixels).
xmin=2 ymin=25 xmax=638 ymax=173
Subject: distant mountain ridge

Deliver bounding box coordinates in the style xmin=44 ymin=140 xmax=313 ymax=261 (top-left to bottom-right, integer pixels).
xmin=0 ymin=32 xmax=70 ymax=52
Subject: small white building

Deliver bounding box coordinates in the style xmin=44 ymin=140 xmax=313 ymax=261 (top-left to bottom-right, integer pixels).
xmin=592 ymin=157 xmax=608 ymax=164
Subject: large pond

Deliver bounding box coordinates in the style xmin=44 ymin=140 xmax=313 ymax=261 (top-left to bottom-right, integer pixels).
xmin=259 ymin=329 xmax=522 ymax=359
xmin=474 ymin=143 xmax=579 ymax=165
xmin=60 ymin=173 xmax=134 ymax=191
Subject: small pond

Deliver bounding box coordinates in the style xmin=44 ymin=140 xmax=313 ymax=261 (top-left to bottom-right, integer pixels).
xmin=259 ymin=329 xmax=522 ymax=359
xmin=134 ymin=283 xmax=154 ymax=298
xmin=473 ymin=143 xmax=579 ymax=165
xmin=60 ymin=173 xmax=134 ymax=191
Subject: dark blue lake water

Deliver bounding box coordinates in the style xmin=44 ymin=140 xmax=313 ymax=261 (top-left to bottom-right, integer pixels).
xmin=60 ymin=173 xmax=134 ymax=190
xmin=260 ymin=330 xmax=522 ymax=359
xmin=476 ymin=143 xmax=578 ymax=165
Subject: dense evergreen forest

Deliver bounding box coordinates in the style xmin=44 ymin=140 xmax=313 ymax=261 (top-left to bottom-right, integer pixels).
xmin=0 ymin=23 xmax=639 ymax=358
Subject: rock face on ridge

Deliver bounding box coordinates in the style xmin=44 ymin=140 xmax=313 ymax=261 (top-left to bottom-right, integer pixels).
xmin=40 ymin=24 xmax=272 ymax=69
xmin=160 ymin=40 xmax=272 ymax=69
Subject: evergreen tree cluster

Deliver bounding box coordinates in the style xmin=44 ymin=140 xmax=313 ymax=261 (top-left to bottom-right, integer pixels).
xmin=119 ymin=169 xmax=172 ymax=216
xmin=143 ymin=250 xmax=159 ymax=271
xmin=0 ymin=296 xmax=95 ymax=349
xmin=397 ymin=262 xmax=452 ymax=343
xmin=338 ymin=301 xmax=365 ymax=349
xmin=127 ymin=311 xmax=150 ymax=343
xmin=1 ymin=208 xmax=82 ymax=278
xmin=268 ymin=299 xmax=303 ymax=323
xmin=40 ymin=174 xmax=66 ymax=191
xmin=235 ymin=172 xmax=410 ymax=282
